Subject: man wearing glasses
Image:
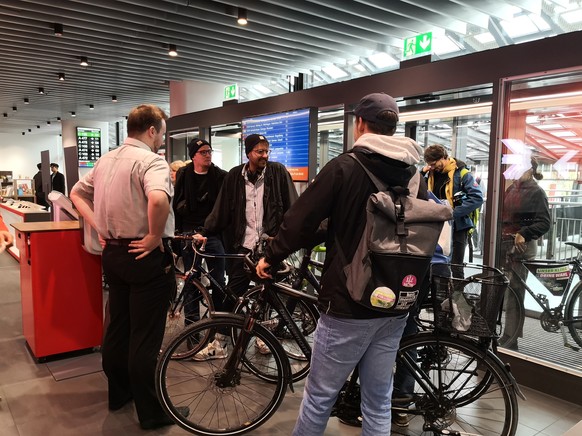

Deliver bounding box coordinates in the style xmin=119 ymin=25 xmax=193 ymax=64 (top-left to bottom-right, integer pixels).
xmin=193 ymin=134 xmax=297 ymax=359
xmin=173 ymin=138 xmax=227 ymax=321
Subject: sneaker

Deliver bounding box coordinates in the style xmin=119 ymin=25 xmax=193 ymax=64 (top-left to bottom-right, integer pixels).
xmin=392 ymin=412 xmax=410 ymax=427
xmin=338 ymin=414 xmax=363 ymax=427
xmin=255 ymin=338 xmax=271 ymax=355
xmin=192 ymin=339 xmax=227 ymax=361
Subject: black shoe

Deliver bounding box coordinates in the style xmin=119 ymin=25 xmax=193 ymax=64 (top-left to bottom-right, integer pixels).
xmin=392 ymin=394 xmax=414 ymax=405
xmin=140 ymin=406 xmax=190 ymax=430
xmin=108 ymin=394 xmax=133 ymax=411
xmin=338 ymin=415 xmax=362 ymax=427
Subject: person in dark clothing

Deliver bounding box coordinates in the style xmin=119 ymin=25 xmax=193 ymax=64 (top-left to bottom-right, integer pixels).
xmin=50 ymin=162 xmax=66 ymax=194
xmin=194 ymin=133 xmax=298 ymax=360
xmin=173 ymin=138 xmax=227 ymax=319
xmin=33 ymin=163 xmax=49 ymax=208
xmin=256 ymin=93 xmax=429 ymax=435
xmin=422 ymin=145 xmax=483 ymax=277
xmin=500 ymin=156 xmax=551 ymax=350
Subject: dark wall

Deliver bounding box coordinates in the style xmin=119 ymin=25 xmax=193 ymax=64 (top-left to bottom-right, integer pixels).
xmin=167 ymin=31 xmax=582 ymax=134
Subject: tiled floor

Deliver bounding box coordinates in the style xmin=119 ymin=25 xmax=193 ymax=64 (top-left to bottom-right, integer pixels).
xmin=1 ymin=251 xmax=581 ymax=435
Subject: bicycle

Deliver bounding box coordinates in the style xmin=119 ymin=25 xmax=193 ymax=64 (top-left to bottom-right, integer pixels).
xmin=156 ymin=251 xmax=320 ymax=435
xmin=498 ymin=239 xmax=582 ymax=351
xmin=336 ymin=263 xmax=522 ymax=435
xmin=164 ymin=235 xmax=320 ymax=381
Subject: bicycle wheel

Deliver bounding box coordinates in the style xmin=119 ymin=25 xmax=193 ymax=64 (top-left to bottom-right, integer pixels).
xmin=396 ymin=333 xmax=518 ymax=436
xmin=156 ymin=314 xmax=291 ymax=436
xmin=566 ymin=282 xmax=582 ymax=348
xmin=162 ymin=276 xmax=214 ymax=359
xmin=497 ymin=285 xmax=524 ymax=349
xmin=234 ymin=285 xmax=318 ymax=382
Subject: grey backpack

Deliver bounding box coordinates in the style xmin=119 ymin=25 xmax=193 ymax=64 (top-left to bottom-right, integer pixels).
xmin=341 ymin=154 xmax=453 ymax=314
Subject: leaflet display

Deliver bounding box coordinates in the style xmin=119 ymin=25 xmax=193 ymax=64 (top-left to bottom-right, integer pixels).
xmin=242 ymin=108 xmax=311 ymax=181
xmin=77 ymin=127 xmax=101 ymax=168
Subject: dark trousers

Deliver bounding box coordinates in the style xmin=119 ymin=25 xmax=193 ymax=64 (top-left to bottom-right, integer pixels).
xmin=223 ymin=248 xmax=253 ymax=312
xmin=101 ymin=243 xmax=175 ymax=424
xmin=393 ymin=263 xmax=451 ymax=397
xmin=451 ymin=228 xmax=470 ymax=278
xmin=182 ymin=235 xmax=227 ymax=317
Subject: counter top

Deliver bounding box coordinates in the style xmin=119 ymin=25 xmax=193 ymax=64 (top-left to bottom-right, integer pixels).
xmin=12 ymin=221 xmax=81 ymax=233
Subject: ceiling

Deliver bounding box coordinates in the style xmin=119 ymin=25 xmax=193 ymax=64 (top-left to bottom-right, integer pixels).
xmin=1 ymin=0 xmax=581 ymax=136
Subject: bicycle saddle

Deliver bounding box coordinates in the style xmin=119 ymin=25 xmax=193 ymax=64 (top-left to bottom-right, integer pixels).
xmin=565 ymin=241 xmax=582 ymax=251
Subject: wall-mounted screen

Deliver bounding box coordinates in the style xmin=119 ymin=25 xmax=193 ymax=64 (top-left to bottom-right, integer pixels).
xmin=76 ymin=127 xmax=101 ymax=168
xmin=242 ymin=108 xmax=312 ymax=181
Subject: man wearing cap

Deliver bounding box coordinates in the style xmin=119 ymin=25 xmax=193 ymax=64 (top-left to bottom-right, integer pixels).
xmin=194 ymin=133 xmax=298 ymax=359
xmin=256 ymin=93 xmax=428 ymax=435
xmin=50 ymin=162 xmax=65 ymax=194
xmin=173 ymin=138 xmax=227 ymax=320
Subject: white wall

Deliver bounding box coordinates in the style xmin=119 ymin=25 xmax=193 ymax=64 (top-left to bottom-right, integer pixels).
xmin=0 ymin=132 xmax=62 ymax=179
xmin=0 ymin=119 xmax=109 ymax=181
xmin=169 ymin=80 xmax=227 ymax=116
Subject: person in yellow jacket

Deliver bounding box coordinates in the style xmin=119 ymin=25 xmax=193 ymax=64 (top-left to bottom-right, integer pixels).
xmin=422 ymin=144 xmax=483 ymax=278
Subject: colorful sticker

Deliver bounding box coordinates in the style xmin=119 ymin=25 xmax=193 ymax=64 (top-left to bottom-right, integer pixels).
xmin=370 ymin=287 xmax=396 ymax=309
xmin=402 ymin=275 xmax=417 ymax=288
xmin=395 ymin=290 xmax=419 ymax=310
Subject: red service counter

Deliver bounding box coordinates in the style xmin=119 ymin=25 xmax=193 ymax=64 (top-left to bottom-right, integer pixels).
xmin=12 ymin=221 xmax=103 ymax=361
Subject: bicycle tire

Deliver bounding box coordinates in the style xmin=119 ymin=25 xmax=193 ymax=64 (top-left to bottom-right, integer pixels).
xmin=566 ymin=281 xmax=582 ymax=348
xmin=396 ymin=332 xmax=519 ymax=436
xmin=156 ymin=314 xmax=291 ymax=436
xmin=162 ymin=276 xmax=214 ymax=359
xmin=497 ymin=285 xmax=524 ymax=349
xmin=233 ymin=285 xmax=319 ymax=383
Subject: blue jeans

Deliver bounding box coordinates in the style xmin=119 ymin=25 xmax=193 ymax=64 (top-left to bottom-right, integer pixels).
xmin=293 ymin=313 xmax=407 ymax=436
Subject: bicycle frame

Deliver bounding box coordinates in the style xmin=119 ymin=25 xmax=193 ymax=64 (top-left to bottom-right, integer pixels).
xmin=503 ymin=244 xmax=582 ymax=350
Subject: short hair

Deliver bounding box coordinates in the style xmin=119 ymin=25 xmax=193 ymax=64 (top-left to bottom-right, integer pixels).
xmin=424 ymin=144 xmax=448 ymax=163
xmin=126 ymin=104 xmax=168 ymax=137
xmin=359 ymin=110 xmax=398 ymax=135
xmin=37 ymin=163 xmax=42 ymax=170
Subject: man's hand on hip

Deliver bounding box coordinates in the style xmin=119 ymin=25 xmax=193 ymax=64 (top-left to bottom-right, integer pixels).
xmin=129 ymin=234 xmax=163 ymax=259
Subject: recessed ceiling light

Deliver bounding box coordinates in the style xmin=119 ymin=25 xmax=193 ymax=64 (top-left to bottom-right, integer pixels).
xmin=38 ymin=87 xmax=45 ymax=94
xmin=22 ymin=132 xmax=25 ymax=135
xmin=28 ymin=129 xmax=31 ymax=132
xmin=2 ymin=113 xmax=7 ymax=117
xmin=12 ymin=106 xmax=17 ymax=111
xmin=112 ymin=95 xmax=118 ymax=102
xmin=71 ymin=111 xmax=76 ymax=117
xmin=168 ymin=44 xmax=178 ymax=57
xmin=89 ymin=104 xmax=94 ymax=110
xmin=36 ymin=125 xmax=40 ymax=129
xmin=24 ymin=98 xmax=29 ymax=104
xmin=54 ymin=23 xmax=63 ymax=37
xmin=80 ymin=56 xmax=89 ymax=67
xmin=58 ymin=73 xmax=65 ymax=81
xmin=237 ymin=8 xmax=248 ymax=25
xmin=57 ymin=117 xmax=61 ymax=121
xmin=47 ymin=121 xmax=51 ymax=125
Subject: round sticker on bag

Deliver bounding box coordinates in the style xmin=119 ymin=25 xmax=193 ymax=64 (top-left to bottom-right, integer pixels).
xmin=370 ymin=287 xmax=396 ymax=309
xmin=402 ymin=275 xmax=417 ymax=288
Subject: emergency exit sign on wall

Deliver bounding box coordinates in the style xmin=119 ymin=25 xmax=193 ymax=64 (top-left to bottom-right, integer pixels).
xmin=403 ymin=32 xmax=433 ymax=59
xmin=224 ymin=83 xmax=239 ymax=100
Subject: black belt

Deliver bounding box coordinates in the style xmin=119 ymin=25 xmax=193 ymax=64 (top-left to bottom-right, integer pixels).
xmin=105 ymin=238 xmax=171 ymax=246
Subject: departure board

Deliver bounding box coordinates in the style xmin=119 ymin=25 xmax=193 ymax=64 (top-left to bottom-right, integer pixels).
xmin=77 ymin=127 xmax=101 ymax=168
xmin=242 ymin=108 xmax=311 ymax=181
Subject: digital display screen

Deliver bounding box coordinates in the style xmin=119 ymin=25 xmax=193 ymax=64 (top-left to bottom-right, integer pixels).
xmin=242 ymin=108 xmax=311 ymax=181
xmin=77 ymin=127 xmax=101 ymax=167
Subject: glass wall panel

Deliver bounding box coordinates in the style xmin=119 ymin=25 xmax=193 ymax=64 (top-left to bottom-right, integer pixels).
xmin=497 ymin=69 xmax=582 ymax=373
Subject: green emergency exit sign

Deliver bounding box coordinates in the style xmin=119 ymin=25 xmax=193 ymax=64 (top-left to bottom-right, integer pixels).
xmin=403 ymin=32 xmax=433 ymax=59
xmin=224 ymin=83 xmax=239 ymax=100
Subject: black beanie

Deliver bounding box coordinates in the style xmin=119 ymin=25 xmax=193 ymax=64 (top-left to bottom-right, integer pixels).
xmin=187 ymin=138 xmax=211 ymax=159
xmin=244 ymin=134 xmax=268 ymax=156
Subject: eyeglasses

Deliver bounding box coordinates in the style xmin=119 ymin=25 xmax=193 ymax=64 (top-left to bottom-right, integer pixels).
xmin=197 ymin=149 xmax=213 ymax=156
xmin=253 ymin=149 xmax=270 ymax=156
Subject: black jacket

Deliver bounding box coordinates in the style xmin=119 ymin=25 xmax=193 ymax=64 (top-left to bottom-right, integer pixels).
xmin=51 ymin=171 xmax=65 ymax=194
xmin=265 ymin=149 xmax=428 ymax=318
xmin=502 ymin=178 xmax=551 ymax=241
xmin=173 ymin=163 xmax=226 ymax=232
xmin=203 ymin=161 xmax=298 ymax=252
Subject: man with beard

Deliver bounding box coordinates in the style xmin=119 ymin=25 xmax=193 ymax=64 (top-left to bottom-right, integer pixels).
xmin=194 ymin=133 xmax=298 ymax=360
